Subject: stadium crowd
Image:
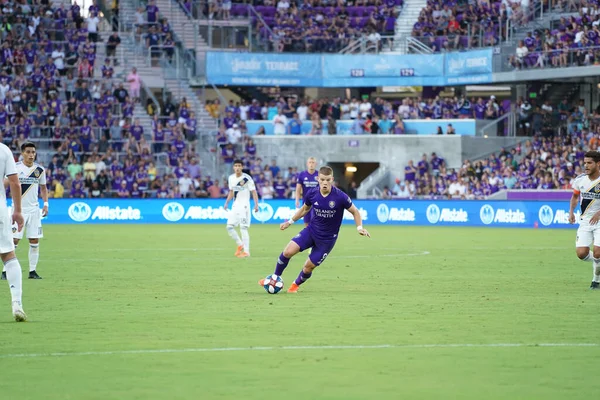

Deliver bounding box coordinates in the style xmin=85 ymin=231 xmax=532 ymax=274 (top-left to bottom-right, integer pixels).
xmin=0 ymin=0 xmax=203 ymax=200
xmin=412 ymin=0 xmax=537 ymax=52
xmin=510 ymin=12 xmax=600 ymax=69
xmin=206 ymin=95 xmax=509 ymax=136
xmin=177 ymin=0 xmax=401 ymax=52
xmin=383 ymin=96 xmax=600 ymax=200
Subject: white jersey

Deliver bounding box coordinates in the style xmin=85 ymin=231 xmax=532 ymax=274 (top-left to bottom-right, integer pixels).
xmin=573 ymin=173 xmax=600 ymax=223
xmin=0 ymin=143 xmax=16 ymax=202
xmin=16 ymin=161 xmax=46 ymax=213
xmin=228 ymin=173 xmax=256 ymax=208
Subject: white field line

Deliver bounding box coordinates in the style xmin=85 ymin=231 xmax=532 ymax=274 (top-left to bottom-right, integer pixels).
xmin=41 ymin=251 xmax=430 ymax=262
xmin=0 ymin=343 xmax=597 ymax=359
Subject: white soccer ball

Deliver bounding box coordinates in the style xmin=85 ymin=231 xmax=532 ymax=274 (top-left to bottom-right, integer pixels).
xmin=263 ymin=274 xmax=284 ymax=294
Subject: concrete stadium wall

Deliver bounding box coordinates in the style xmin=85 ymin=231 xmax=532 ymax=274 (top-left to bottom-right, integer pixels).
xmin=252 ymin=135 xmax=524 ymax=190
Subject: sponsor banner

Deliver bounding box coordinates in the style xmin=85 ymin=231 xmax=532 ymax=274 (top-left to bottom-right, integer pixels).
xmin=7 ymin=199 xmax=577 ymax=228
xmin=206 ymin=52 xmax=322 ymax=87
xmin=206 ymin=50 xmax=494 ymax=87
xmin=444 ymin=49 xmax=493 ymax=84
xmin=245 ymin=119 xmax=476 ymax=136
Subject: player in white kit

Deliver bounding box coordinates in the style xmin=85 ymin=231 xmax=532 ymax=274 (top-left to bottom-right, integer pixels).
xmin=224 ymin=159 xmax=259 ymax=258
xmin=1 ymin=142 xmax=48 ymax=280
xmin=569 ymin=150 xmax=600 ymax=290
xmin=0 ymin=142 xmax=27 ymax=321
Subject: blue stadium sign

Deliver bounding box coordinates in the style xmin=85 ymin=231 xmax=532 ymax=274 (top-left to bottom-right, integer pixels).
xmin=10 ymin=199 xmax=577 ymax=229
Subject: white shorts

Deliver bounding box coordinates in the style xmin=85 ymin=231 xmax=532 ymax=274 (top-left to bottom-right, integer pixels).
xmin=576 ymin=223 xmax=600 ymax=247
xmin=227 ymin=206 xmax=251 ymax=228
xmin=13 ymin=209 xmax=43 ymax=240
xmin=0 ymin=207 xmax=15 ymax=254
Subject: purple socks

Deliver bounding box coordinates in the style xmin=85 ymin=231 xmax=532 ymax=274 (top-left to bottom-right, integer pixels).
xmin=274 ymin=253 xmax=290 ymax=276
xmin=294 ymin=270 xmax=312 ymax=286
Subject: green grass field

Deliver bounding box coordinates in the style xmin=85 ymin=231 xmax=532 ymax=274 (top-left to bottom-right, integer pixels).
xmin=0 ymin=224 xmax=599 ymax=399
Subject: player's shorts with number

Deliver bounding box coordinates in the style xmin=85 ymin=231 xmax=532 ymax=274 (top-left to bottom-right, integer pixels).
xmin=227 ymin=205 xmax=251 ymax=228
xmin=0 ymin=205 xmax=15 ymax=253
xmin=576 ymin=221 xmax=600 ymax=247
xmin=13 ymin=209 xmax=43 ymax=240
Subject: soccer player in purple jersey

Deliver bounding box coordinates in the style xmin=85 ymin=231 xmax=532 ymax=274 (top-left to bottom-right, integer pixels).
xmin=259 ymin=166 xmax=370 ymax=293
xmin=295 ymin=157 xmax=319 ymax=226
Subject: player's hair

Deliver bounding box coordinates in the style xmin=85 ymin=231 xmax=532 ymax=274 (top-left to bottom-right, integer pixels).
xmin=21 ymin=142 xmax=36 ymax=152
xmin=307 ymin=157 xmax=316 ymax=162
xmin=319 ymin=166 xmax=333 ymax=176
xmin=233 ymin=159 xmax=244 ymax=166
xmin=584 ymin=151 xmax=600 ymax=163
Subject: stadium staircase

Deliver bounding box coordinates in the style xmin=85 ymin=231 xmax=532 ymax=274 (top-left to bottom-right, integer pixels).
xmin=388 ymin=0 xmax=427 ymax=54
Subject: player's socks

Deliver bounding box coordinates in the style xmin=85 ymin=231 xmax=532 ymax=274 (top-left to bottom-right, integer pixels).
xmin=29 ymin=244 xmax=39 ymax=273
xmin=583 ymin=251 xmax=593 ymax=261
xmin=4 ymin=258 xmax=22 ymax=304
xmin=240 ymin=227 xmax=250 ymax=255
xmin=227 ymin=226 xmax=243 ymax=254
xmin=593 ymin=259 xmax=600 ymax=283
xmin=294 ymin=270 xmax=312 ymax=286
xmin=274 ymin=253 xmax=290 ymax=276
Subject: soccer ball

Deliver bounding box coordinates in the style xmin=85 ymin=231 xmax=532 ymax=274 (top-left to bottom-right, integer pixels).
xmin=263 ymin=274 xmax=284 ymax=294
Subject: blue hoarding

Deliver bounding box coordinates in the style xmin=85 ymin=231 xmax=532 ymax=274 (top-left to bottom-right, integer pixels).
xmin=244 ymin=119 xmax=476 ymax=136
xmin=15 ymin=199 xmax=575 ymax=229
xmin=321 ymin=54 xmax=445 ymax=87
xmin=206 ymin=52 xmax=322 ymax=86
xmin=444 ymin=49 xmax=493 ymax=84
xmin=206 ymin=50 xmax=494 ymax=87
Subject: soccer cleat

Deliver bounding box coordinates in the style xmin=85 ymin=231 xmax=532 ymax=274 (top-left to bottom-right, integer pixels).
xmin=287 ymin=283 xmax=299 ymax=293
xmin=12 ymin=302 xmax=27 ymax=322
xmin=258 ymin=278 xmax=265 ymax=286
xmin=28 ymin=271 xmax=42 ymax=280
xmin=0 ymin=271 xmax=5 ymax=280
xmin=234 ymin=245 xmax=244 ymax=257
xmin=590 ymin=281 xmax=600 ymax=290
xmin=237 ymin=252 xmax=250 ymax=258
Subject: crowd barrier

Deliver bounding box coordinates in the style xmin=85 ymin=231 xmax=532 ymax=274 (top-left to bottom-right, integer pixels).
xmin=9 ymin=199 xmax=577 ymax=229
xmin=206 ymin=49 xmax=493 ymax=87
xmin=245 ymin=119 xmax=476 ymax=136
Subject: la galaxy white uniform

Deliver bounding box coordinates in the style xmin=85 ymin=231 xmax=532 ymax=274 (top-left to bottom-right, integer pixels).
xmin=227 ymin=172 xmax=256 ymax=228
xmin=572 ymin=173 xmax=600 ymax=247
xmin=0 ymin=144 xmax=17 ymax=253
xmin=13 ymin=161 xmax=46 ymax=239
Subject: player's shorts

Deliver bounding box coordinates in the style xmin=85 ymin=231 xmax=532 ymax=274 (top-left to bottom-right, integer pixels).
xmin=13 ymin=209 xmax=43 ymax=240
xmin=292 ymin=227 xmax=337 ymax=267
xmin=0 ymin=206 xmax=15 ymax=254
xmin=576 ymin=222 xmax=600 ymax=247
xmin=227 ymin=205 xmax=251 ymax=228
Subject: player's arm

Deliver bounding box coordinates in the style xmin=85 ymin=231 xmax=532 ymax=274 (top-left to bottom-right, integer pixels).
xmin=347 ymin=203 xmax=370 ymax=237
xmin=224 ymin=189 xmax=234 ymax=210
xmin=569 ymin=190 xmax=579 ymax=224
xmin=40 ymin=184 xmax=49 ymax=216
xmin=295 ymin=183 xmax=302 ymax=208
xmin=280 ymin=203 xmax=311 ymax=231
xmin=251 ymin=189 xmax=259 ymax=212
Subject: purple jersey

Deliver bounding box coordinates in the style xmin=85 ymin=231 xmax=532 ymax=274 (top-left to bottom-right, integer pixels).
xmin=304 ymin=186 xmax=353 ymax=241
xmin=131 ymin=125 xmax=143 ymax=140
xmin=296 ymin=170 xmax=319 ymax=199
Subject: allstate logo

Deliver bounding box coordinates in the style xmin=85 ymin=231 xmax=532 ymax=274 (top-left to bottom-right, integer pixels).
xmin=377 ymin=204 xmax=390 ymax=223
xmin=162 ymin=202 xmax=185 ymax=222
xmin=253 ymin=202 xmax=274 ymax=223
xmin=479 ymin=204 xmax=495 ymax=225
xmin=538 ymin=205 xmax=554 ymax=226
xmin=68 ymin=202 xmax=92 ymax=222
xmin=426 ymin=204 xmax=441 ymax=224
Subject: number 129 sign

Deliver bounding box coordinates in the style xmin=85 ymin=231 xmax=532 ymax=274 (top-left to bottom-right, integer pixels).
xmin=400 ymin=69 xmax=415 ymax=77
